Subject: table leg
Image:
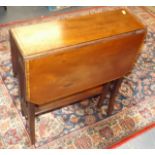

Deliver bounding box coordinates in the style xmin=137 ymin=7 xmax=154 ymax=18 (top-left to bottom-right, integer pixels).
xmin=27 ymin=102 xmax=35 ymax=145
xmin=107 ymin=78 xmax=123 ymax=116
xmin=97 ymin=83 xmax=110 ymax=108
xmin=20 ymin=98 xmax=25 ymax=116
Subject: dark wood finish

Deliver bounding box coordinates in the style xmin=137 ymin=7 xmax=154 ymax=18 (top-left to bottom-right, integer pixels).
xmin=27 ymin=102 xmax=35 ymax=145
xmin=107 ymin=78 xmax=123 ymax=116
xmin=9 ymin=9 xmax=146 ymax=144
xmin=36 ymin=85 xmax=103 ymax=115
xmin=97 ymin=83 xmax=110 ymax=108
xmin=10 ymin=34 xmax=18 ymax=77
xmin=10 ymin=34 xmax=28 ymax=119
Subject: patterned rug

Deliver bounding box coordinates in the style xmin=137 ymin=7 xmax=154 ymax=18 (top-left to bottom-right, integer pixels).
xmin=0 ymin=6 xmax=155 ymax=149
xmin=146 ymin=7 xmax=155 ymax=14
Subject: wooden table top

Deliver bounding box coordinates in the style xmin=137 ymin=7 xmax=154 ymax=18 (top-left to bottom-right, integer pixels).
xmin=10 ymin=9 xmax=145 ymax=58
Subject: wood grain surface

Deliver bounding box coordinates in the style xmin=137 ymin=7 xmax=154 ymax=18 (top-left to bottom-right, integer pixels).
xmin=10 ymin=9 xmax=145 ymax=58
xmin=10 ymin=8 xmax=146 ymax=105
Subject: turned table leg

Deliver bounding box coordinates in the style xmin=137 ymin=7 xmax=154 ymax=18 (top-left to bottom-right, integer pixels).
xmin=27 ymin=102 xmax=35 ymax=145
xmin=107 ymin=78 xmax=123 ymax=116
xmin=97 ymin=83 xmax=110 ymax=108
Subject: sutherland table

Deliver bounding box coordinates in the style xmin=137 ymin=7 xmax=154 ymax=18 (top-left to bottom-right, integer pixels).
xmin=9 ymin=9 xmax=146 ymax=145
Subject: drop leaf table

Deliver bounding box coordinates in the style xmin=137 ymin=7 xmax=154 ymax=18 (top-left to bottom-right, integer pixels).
xmin=9 ymin=9 xmax=146 ymax=145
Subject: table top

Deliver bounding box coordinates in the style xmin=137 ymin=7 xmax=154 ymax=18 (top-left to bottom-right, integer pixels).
xmin=10 ymin=8 xmax=145 ymax=58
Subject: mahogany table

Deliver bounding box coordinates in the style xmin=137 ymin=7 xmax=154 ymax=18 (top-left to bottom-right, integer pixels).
xmin=9 ymin=8 xmax=146 ymax=144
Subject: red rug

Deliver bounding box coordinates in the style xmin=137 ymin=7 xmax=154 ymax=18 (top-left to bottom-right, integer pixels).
xmin=0 ymin=6 xmax=155 ymax=148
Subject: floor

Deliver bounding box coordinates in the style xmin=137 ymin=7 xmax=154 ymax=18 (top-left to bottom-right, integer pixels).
xmin=0 ymin=6 xmax=49 ymax=23
xmin=0 ymin=6 xmax=83 ymax=24
xmin=0 ymin=6 xmax=155 ymax=149
xmin=118 ymin=128 xmax=155 ymax=149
